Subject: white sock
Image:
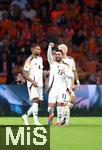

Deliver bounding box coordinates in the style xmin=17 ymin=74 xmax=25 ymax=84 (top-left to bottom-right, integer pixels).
xmin=57 ymin=106 xmax=63 ymax=122
xmin=32 ymin=103 xmax=39 ymax=124
xmin=48 ymin=106 xmax=54 ymax=116
xmin=64 ymin=106 xmax=70 ymax=124
xmin=27 ymin=105 xmax=33 ymax=116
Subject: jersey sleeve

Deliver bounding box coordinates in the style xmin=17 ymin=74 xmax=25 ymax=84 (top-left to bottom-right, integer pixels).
xmin=47 ymin=46 xmax=54 ymax=65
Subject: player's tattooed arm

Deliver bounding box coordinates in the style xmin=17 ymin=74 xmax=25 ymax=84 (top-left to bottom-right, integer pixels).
xmin=22 ymin=69 xmax=38 ymax=87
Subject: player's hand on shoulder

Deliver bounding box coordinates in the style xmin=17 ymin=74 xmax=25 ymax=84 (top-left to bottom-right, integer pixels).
xmin=60 ymin=69 xmax=65 ymax=75
xmin=67 ymin=56 xmax=74 ymax=59
xmin=32 ymin=81 xmax=38 ymax=87
xmin=49 ymin=42 xmax=54 ymax=48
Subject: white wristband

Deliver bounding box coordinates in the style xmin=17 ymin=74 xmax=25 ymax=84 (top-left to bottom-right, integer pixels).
xmin=76 ymin=80 xmax=80 ymax=84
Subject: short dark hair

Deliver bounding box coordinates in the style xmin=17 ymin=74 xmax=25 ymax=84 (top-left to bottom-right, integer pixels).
xmin=55 ymin=50 xmax=63 ymax=54
xmin=31 ymin=43 xmax=39 ymax=48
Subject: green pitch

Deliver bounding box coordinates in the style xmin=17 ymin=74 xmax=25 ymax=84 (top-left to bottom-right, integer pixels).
xmin=0 ymin=117 xmax=102 ymax=150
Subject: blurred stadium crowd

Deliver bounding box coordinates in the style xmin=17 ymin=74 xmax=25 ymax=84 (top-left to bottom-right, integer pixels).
xmin=0 ymin=0 xmax=101 ymax=84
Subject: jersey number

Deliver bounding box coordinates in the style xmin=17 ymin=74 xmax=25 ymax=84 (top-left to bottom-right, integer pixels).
xmin=62 ymin=94 xmax=66 ymax=99
xmin=58 ymin=70 xmax=62 ymax=75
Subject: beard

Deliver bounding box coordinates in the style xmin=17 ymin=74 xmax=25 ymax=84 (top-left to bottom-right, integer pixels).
xmin=34 ymin=53 xmax=40 ymax=57
xmin=56 ymin=58 xmax=62 ymax=62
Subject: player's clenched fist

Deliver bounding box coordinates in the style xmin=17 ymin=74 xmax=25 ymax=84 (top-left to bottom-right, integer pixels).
xmin=60 ymin=69 xmax=65 ymax=74
xmin=49 ymin=42 xmax=54 ymax=48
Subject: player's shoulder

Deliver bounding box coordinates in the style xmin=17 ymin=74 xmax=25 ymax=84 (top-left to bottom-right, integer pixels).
xmin=51 ymin=61 xmax=56 ymax=65
xmin=67 ymin=56 xmax=75 ymax=62
xmin=37 ymin=56 xmax=43 ymax=62
xmin=25 ymin=55 xmax=32 ymax=64
xmin=67 ymin=56 xmax=74 ymax=59
xmin=62 ymin=60 xmax=68 ymax=66
xmin=37 ymin=56 xmax=42 ymax=59
xmin=50 ymin=61 xmax=56 ymax=67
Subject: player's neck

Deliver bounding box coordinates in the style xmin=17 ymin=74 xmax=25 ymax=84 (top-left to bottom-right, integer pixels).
xmin=32 ymin=54 xmax=39 ymax=58
xmin=56 ymin=60 xmax=62 ymax=64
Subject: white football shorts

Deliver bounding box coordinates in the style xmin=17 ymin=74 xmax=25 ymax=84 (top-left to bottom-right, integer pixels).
xmin=28 ymin=86 xmax=43 ymax=101
xmin=48 ymin=88 xmax=68 ymax=104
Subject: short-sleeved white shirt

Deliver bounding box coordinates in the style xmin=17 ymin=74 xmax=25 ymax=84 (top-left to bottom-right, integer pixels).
xmin=23 ymin=55 xmax=43 ymax=88
xmin=49 ymin=62 xmax=73 ymax=90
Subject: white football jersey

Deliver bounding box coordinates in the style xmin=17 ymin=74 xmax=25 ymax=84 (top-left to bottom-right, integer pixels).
xmin=63 ymin=57 xmax=76 ymax=71
xmin=49 ymin=62 xmax=73 ymax=90
xmin=47 ymin=45 xmax=75 ymax=90
xmin=23 ymin=55 xmax=43 ymax=87
xmin=63 ymin=57 xmax=76 ymax=90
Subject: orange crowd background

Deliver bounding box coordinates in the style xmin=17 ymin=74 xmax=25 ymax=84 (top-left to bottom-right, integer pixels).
xmin=0 ymin=0 xmax=101 ymax=84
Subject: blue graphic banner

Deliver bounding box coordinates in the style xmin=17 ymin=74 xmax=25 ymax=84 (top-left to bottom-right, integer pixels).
xmin=0 ymin=85 xmax=102 ymax=115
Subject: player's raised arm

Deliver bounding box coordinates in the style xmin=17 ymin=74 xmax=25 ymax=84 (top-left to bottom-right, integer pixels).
xmin=47 ymin=42 xmax=54 ymax=65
